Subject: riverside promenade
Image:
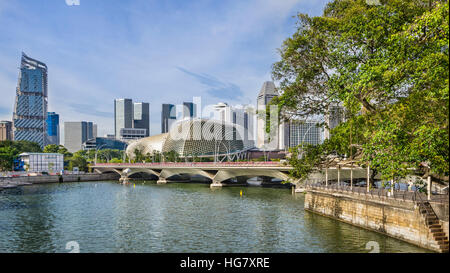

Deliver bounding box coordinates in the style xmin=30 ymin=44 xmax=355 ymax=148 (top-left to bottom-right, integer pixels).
xmin=304 ymin=183 xmax=449 ymax=253
xmin=0 ymin=172 xmax=120 ymax=190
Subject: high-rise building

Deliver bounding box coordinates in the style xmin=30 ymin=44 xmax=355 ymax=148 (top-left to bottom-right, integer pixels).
xmin=114 ymin=98 xmax=133 ymax=139
xmin=46 ymin=112 xmax=59 ymax=145
xmin=119 ymin=128 xmax=147 ymax=141
xmin=183 ymin=102 xmax=196 ymax=119
xmin=0 ymin=121 xmax=12 ymax=141
xmin=161 ymin=104 xmax=176 ymax=133
xmin=93 ymin=124 xmax=98 ymax=139
xmin=285 ymin=120 xmax=322 ymax=148
xmin=12 ymin=53 xmax=48 ymax=148
xmin=256 ymin=81 xmax=285 ymax=150
xmin=133 ymin=102 xmax=150 ymax=137
xmin=213 ymin=102 xmax=255 ymax=144
xmin=64 ymin=121 xmax=96 ymax=153
xmin=324 ymin=104 xmax=345 ymax=140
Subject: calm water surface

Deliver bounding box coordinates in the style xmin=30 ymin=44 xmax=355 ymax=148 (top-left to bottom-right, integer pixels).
xmin=0 ymin=181 xmax=430 ymax=253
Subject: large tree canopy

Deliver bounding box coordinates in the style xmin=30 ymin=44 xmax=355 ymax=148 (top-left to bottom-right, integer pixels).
xmin=272 ymin=0 xmax=448 ymax=184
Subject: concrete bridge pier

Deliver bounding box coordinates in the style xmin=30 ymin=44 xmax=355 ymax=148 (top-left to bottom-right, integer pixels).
xmin=210 ymin=180 xmax=223 ymax=188
xmin=119 ymin=173 xmax=130 ymax=184
xmin=157 ymin=177 xmax=168 ymax=184
xmin=294 ymin=180 xmax=306 ymax=193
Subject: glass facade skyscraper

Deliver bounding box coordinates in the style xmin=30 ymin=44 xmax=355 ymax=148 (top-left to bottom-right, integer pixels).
xmin=12 ymin=53 xmax=48 ymax=148
xmin=46 ymin=112 xmax=59 ymax=145
xmin=133 ymin=102 xmax=150 ymax=137
xmin=114 ymin=99 xmax=133 ymax=139
xmin=286 ymin=120 xmax=322 ymax=148
xmin=161 ymin=104 xmax=176 ymax=133
xmin=183 ymin=102 xmax=196 ymax=119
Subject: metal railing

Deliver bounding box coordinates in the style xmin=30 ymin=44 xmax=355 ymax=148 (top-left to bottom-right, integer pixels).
xmin=93 ymin=161 xmax=288 ymax=168
xmin=305 ymin=181 xmax=449 ymax=204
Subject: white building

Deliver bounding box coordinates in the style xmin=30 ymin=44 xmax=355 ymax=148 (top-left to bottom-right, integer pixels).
xmin=213 ymin=102 xmax=255 ymax=144
xmin=18 ymin=153 xmax=64 ymax=173
xmin=256 ymin=81 xmax=286 ymax=150
xmin=285 ymin=120 xmax=323 ymax=148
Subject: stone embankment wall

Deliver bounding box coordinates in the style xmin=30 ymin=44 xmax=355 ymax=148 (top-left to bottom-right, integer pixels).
xmin=0 ymin=173 xmax=120 ymax=187
xmin=304 ymin=189 xmax=449 ymax=252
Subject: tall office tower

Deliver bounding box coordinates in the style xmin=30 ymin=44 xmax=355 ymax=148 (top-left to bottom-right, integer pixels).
xmin=213 ymin=102 xmax=255 ymax=144
xmin=183 ymin=102 xmax=196 ymax=119
xmin=0 ymin=121 xmax=12 ymax=141
xmin=12 ymin=53 xmax=48 ymax=148
xmin=324 ymin=104 xmax=345 ymax=140
xmin=46 ymin=112 xmax=59 ymax=145
xmin=286 ymin=120 xmax=322 ymax=148
xmin=256 ymin=81 xmax=284 ymax=149
xmin=133 ymin=102 xmax=150 ymax=137
xmin=93 ymin=124 xmax=98 ymax=139
xmin=64 ymin=121 xmax=95 ymax=153
xmin=161 ymin=104 xmax=176 ymax=133
xmin=114 ymin=98 xmax=133 ymax=139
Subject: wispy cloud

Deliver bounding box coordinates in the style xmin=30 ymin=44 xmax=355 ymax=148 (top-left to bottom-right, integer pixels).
xmin=177 ymin=67 xmax=243 ymax=100
xmin=68 ymin=103 xmax=112 ymax=119
xmin=0 ymin=0 xmax=329 ymax=138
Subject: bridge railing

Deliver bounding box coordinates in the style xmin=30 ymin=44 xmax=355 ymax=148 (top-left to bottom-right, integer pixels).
xmin=305 ymin=182 xmax=449 ymax=204
xmin=93 ymin=161 xmax=287 ymax=167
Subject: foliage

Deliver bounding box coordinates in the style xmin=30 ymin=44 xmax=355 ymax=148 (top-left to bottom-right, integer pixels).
xmin=43 ymin=144 xmax=72 ymax=157
xmin=274 ymin=0 xmax=448 ymax=183
xmin=288 ymin=144 xmax=324 ymax=182
xmin=0 ymin=140 xmax=42 ymax=171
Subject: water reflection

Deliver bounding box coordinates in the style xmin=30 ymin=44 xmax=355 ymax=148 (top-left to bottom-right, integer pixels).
xmin=0 ymin=181 xmax=430 ymax=253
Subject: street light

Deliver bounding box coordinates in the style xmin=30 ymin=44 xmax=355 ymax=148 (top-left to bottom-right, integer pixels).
xmin=298 ymin=122 xmax=315 ymax=159
xmin=94 ymin=144 xmax=108 ymax=165
xmin=122 ymin=143 xmax=128 ymax=163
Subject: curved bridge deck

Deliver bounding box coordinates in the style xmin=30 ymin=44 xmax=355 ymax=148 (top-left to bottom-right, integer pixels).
xmin=93 ymin=162 xmax=294 ymax=187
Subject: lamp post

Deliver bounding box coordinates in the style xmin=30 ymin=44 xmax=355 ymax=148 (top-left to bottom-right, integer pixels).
xmin=94 ymin=144 xmax=107 ymax=165
xmin=299 ymin=122 xmax=315 ymax=159
xmin=122 ymin=143 xmax=128 ymax=163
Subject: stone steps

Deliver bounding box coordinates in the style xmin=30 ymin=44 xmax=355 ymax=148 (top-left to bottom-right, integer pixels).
xmin=418 ymin=202 xmax=449 ymax=253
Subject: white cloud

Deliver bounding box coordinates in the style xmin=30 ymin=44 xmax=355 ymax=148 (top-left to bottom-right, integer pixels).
xmin=0 ymin=0 xmax=328 ymax=141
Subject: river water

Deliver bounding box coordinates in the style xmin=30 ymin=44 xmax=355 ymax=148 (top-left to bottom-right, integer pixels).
xmin=0 ymin=181 xmax=429 ymax=253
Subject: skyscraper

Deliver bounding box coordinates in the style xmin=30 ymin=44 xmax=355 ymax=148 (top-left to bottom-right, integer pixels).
xmin=213 ymin=102 xmax=255 ymax=144
xmin=12 ymin=53 xmax=48 ymax=148
xmin=114 ymin=99 xmax=133 ymax=139
xmin=183 ymin=102 xmax=196 ymax=119
xmin=161 ymin=104 xmax=176 ymax=133
xmin=133 ymin=102 xmax=150 ymax=137
xmin=324 ymin=104 xmax=345 ymax=140
xmin=0 ymin=121 xmax=12 ymax=141
xmin=64 ymin=121 xmax=96 ymax=153
xmin=46 ymin=112 xmax=59 ymax=145
xmin=285 ymin=120 xmax=322 ymax=148
xmin=256 ymin=81 xmax=285 ymax=149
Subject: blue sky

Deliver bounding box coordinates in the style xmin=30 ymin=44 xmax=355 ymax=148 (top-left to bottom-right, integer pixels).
xmin=0 ymin=0 xmax=329 ymax=140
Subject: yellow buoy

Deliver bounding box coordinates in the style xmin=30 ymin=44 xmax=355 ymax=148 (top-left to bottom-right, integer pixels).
xmin=240 ymin=190 xmax=243 ymax=197
xmin=133 ymin=184 xmax=136 ymax=188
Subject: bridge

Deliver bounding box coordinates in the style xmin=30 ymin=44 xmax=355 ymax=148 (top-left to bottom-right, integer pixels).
xmin=92 ymin=161 xmax=374 ymax=189
xmin=92 ymin=162 xmax=295 ymax=188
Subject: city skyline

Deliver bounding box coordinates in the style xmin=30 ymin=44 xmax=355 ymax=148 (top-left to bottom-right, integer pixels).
xmin=0 ymin=0 xmax=329 ymax=140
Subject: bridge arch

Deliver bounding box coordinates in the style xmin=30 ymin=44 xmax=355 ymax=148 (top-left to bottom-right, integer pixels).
xmin=126 ymin=168 xmax=161 ymax=178
xmin=96 ymin=167 xmax=122 ymax=175
xmin=159 ymin=168 xmax=216 ymax=181
xmin=212 ymin=169 xmax=291 ymax=184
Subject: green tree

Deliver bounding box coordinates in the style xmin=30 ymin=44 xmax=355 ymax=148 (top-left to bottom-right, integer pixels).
xmin=273 ymin=0 xmax=448 ymax=185
xmin=0 ymin=140 xmax=42 ymax=171
xmin=43 ymin=144 xmax=72 ymax=157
